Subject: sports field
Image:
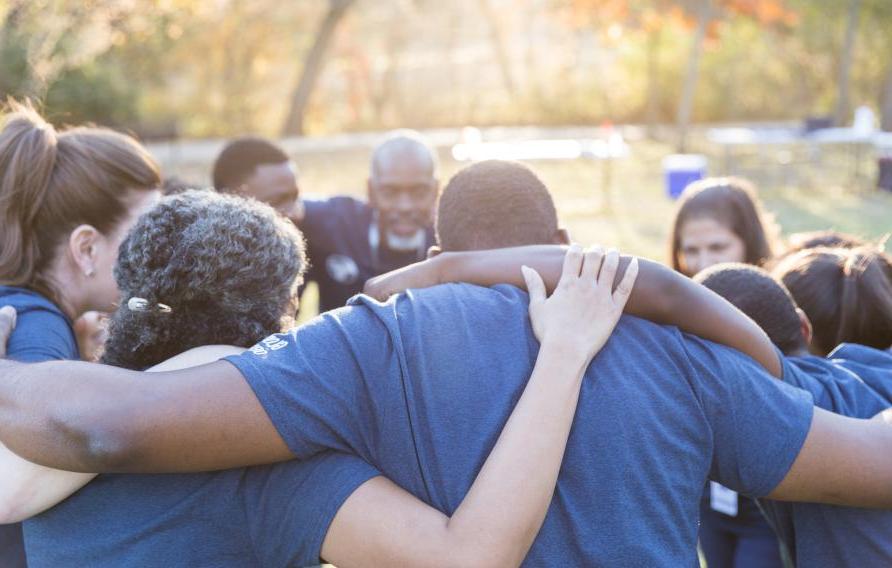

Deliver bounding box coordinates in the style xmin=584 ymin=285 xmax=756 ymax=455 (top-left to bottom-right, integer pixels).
xmin=156 ymin=131 xmax=892 ymax=319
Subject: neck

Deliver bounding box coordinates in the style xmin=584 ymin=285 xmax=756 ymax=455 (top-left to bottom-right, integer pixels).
xmin=42 ymin=263 xmax=87 ymax=321
xmin=788 ymin=346 xmax=811 ymax=358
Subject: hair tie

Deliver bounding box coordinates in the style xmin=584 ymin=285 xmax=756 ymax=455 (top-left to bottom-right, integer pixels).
xmin=127 ymin=297 xmax=173 ymax=314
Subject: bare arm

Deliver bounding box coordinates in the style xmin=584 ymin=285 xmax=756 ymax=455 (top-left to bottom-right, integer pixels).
xmin=0 ymin=353 xmax=291 ymax=473
xmin=768 ymin=407 xmax=892 ymax=507
xmin=0 ymin=345 xmax=247 ymax=521
xmin=322 ymin=248 xmax=638 ymax=567
xmin=365 ymin=246 xmax=781 ymax=377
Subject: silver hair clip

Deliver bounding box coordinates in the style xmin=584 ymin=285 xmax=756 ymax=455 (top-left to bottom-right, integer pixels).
xmin=127 ymin=297 xmax=173 ymax=314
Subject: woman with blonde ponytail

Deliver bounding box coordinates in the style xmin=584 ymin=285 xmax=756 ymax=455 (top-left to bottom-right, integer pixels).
xmin=0 ymin=101 xmax=161 ymax=566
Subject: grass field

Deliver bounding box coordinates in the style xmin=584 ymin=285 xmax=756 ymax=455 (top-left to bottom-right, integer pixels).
xmin=157 ymin=132 xmax=892 ymax=319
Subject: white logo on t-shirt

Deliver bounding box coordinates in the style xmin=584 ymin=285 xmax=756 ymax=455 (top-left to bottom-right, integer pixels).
xmin=250 ymin=335 xmax=289 ymax=357
xmin=326 ymin=254 xmax=360 ymax=285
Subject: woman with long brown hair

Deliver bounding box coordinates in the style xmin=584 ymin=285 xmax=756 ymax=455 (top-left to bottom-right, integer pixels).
xmin=667 ymin=177 xmax=785 ymax=568
xmin=0 ymin=101 xmax=161 ymax=567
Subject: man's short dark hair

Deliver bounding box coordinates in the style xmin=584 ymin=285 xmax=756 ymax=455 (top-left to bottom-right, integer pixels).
xmin=694 ymin=263 xmax=806 ymax=355
xmin=212 ymin=137 xmax=290 ymax=191
xmin=436 ymin=160 xmax=558 ymax=251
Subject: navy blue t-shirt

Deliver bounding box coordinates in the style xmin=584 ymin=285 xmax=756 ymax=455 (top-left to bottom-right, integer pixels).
xmin=759 ymin=345 xmax=892 ymax=567
xmin=227 ymin=283 xmax=814 ymax=566
xmin=300 ymin=196 xmax=434 ymax=312
xmin=0 ymin=286 xmax=79 ymax=568
xmin=24 ymin=453 xmax=379 ymax=567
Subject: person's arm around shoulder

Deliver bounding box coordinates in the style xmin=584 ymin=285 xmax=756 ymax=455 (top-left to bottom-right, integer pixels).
xmin=0 ymin=345 xmax=246 ymax=522
xmin=320 ymin=247 xmax=639 ymax=567
xmin=365 ymin=246 xmax=781 ymax=377
xmin=769 ymin=406 xmax=892 ymax=507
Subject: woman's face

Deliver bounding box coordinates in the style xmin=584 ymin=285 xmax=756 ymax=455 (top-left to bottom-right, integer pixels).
xmin=88 ymin=189 xmax=162 ymax=312
xmin=678 ymin=217 xmax=747 ymax=277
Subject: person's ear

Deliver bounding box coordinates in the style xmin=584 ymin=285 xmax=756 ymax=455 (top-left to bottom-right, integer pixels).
xmin=68 ymin=225 xmax=101 ymax=278
xmin=426 ymin=245 xmax=442 ymax=259
xmin=554 ymin=227 xmax=571 ymax=245
xmin=796 ymin=308 xmax=814 ymax=347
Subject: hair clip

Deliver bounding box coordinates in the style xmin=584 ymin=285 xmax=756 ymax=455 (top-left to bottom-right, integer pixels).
xmin=127 ymin=297 xmax=173 ymax=314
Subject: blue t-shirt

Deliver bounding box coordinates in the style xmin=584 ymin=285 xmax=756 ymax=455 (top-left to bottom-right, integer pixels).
xmin=759 ymin=345 xmax=892 ymax=568
xmin=24 ymin=453 xmax=379 ymax=567
xmin=227 ymin=283 xmax=814 ymax=566
xmin=300 ymin=196 xmax=435 ymax=312
xmin=0 ymin=286 xmax=79 ymax=568
xmin=0 ymin=286 xmax=79 ymax=363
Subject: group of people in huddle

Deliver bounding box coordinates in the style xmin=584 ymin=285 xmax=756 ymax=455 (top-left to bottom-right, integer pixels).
xmin=0 ymin=100 xmax=891 ymax=568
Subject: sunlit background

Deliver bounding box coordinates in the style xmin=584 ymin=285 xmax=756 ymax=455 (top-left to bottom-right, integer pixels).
xmin=2 ymin=0 xmax=890 ymax=284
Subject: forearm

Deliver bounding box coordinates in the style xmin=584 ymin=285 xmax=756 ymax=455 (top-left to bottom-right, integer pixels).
xmin=0 ymin=358 xmax=293 ymax=473
xmin=770 ymin=408 xmax=892 ymax=508
xmin=0 ymin=442 xmax=95 ymax=522
xmin=0 ymin=359 xmax=140 ymax=472
xmin=435 ymin=248 xmax=780 ymax=377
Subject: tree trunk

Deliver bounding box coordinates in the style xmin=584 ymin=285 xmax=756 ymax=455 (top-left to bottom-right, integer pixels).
xmin=882 ymin=61 xmax=892 ymax=132
xmin=281 ymin=0 xmax=354 ymax=136
xmin=479 ymin=0 xmax=516 ymax=98
xmin=675 ymin=0 xmax=711 ymax=153
xmin=645 ymin=27 xmax=662 ymax=140
xmin=833 ymin=0 xmax=861 ymax=126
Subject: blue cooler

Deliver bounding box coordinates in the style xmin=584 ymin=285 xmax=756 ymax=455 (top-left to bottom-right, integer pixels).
xmin=663 ymin=154 xmax=707 ymax=199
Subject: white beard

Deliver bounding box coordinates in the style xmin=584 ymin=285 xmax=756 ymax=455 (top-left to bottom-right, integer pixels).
xmin=385 ymin=228 xmax=426 ymax=252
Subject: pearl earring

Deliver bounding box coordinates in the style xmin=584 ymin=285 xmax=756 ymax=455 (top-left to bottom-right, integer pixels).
xmin=85 ymin=268 xmax=95 ymax=277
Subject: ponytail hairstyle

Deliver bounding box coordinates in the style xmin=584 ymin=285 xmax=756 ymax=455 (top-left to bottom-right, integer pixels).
xmin=101 ymin=190 xmax=306 ymax=370
xmin=772 ymin=246 xmax=892 ymax=355
xmin=0 ymin=100 xmax=160 ymax=304
xmin=669 ymin=177 xmax=779 ymax=272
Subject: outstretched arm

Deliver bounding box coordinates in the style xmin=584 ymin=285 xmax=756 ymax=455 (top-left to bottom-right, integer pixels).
xmin=321 ymin=247 xmax=638 ymax=567
xmin=0 ymin=356 xmax=292 ymax=473
xmin=0 ymin=345 xmax=246 ymax=521
xmin=769 ymin=407 xmax=892 ymax=507
xmin=365 ymin=246 xmax=781 ymax=377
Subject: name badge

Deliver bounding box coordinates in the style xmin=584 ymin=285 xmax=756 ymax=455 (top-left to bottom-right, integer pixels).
xmin=709 ymin=482 xmax=738 ymax=517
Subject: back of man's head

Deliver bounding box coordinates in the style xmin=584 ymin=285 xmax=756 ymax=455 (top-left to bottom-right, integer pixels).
xmin=436 ymin=160 xmax=560 ymax=251
xmin=212 ymin=137 xmax=289 ymax=191
xmin=694 ymin=263 xmax=807 ymax=355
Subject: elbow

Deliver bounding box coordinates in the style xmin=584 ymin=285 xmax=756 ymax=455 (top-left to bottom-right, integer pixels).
xmin=440 ymin=531 xmax=527 ymax=568
xmin=45 ymin=408 xmax=137 ymax=472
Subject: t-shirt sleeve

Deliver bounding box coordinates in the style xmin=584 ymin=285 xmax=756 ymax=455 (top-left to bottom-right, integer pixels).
xmin=781 ymin=355 xmax=891 ymax=418
xmin=683 ymin=335 xmax=815 ymax=498
xmin=243 ymin=452 xmax=380 ymax=567
xmin=224 ymin=305 xmax=393 ymax=460
xmin=7 ymin=309 xmax=79 ymax=363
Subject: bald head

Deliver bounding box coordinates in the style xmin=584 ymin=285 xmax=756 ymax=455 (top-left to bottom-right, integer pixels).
xmin=370 ymin=130 xmax=438 ymax=180
xmin=367 ymin=130 xmax=439 ymax=247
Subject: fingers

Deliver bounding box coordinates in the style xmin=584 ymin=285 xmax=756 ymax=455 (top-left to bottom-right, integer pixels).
xmin=612 ymin=257 xmax=639 ymax=304
xmin=521 ymin=265 xmax=547 ymax=305
xmin=0 ymin=305 xmax=16 ymax=358
xmin=580 ymin=246 xmax=605 ymax=283
xmin=560 ymin=244 xmax=584 ymax=283
xmin=597 ymin=249 xmax=620 ymax=290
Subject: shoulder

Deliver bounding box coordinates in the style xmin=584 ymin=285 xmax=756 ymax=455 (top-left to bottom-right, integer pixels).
xmin=829 ymin=343 xmax=892 ymax=367
xmin=303 ymin=195 xmax=370 ymax=222
xmin=0 ymin=288 xmax=78 ymax=362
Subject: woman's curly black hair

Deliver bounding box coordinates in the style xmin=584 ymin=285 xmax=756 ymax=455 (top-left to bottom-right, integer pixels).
xmin=101 ymin=189 xmax=306 ymax=370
